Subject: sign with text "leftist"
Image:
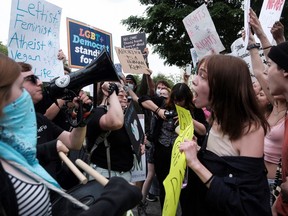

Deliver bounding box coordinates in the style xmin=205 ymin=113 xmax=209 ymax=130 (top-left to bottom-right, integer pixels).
xmin=67 ymin=18 xmax=113 ymax=69
xmin=8 ymin=0 xmax=63 ymax=82
xmin=183 ymin=4 xmax=225 ymax=59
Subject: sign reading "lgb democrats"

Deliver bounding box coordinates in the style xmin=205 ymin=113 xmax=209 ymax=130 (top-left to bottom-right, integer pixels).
xmin=8 ymin=0 xmax=63 ymax=82
xmin=67 ymin=18 xmax=113 ymax=68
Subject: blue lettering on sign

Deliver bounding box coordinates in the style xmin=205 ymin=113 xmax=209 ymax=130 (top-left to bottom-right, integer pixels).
xmin=8 ymin=32 xmax=46 ymax=51
xmin=10 ymin=49 xmax=41 ymax=62
xmin=16 ymin=0 xmax=60 ymax=24
xmin=34 ymin=67 xmax=53 ymax=79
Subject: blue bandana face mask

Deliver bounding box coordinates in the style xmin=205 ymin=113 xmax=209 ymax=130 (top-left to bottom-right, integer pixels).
xmin=0 ymin=89 xmax=60 ymax=188
xmin=1 ymin=89 xmax=37 ymax=161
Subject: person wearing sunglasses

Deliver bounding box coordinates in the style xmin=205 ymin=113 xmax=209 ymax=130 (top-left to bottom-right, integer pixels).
xmin=17 ymin=62 xmax=92 ymax=190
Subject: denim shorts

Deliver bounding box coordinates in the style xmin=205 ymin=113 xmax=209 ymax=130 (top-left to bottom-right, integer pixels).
xmin=90 ymin=164 xmax=132 ymax=182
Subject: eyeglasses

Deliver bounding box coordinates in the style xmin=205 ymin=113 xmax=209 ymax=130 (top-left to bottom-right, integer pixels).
xmin=24 ymin=75 xmax=40 ymax=85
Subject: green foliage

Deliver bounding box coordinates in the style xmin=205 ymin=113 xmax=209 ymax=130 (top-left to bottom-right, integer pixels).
xmin=0 ymin=41 xmax=8 ymax=56
xmin=152 ymin=73 xmax=175 ymax=87
xmin=122 ymin=0 xmax=288 ymax=67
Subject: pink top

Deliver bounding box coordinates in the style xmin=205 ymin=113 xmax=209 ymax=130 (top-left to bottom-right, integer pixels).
xmin=264 ymin=119 xmax=285 ymax=164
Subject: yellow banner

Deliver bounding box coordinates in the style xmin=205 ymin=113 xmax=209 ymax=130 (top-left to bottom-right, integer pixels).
xmin=162 ymin=105 xmax=194 ymax=216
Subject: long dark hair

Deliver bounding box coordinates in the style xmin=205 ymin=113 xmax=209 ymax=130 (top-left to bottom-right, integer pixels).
xmin=166 ymin=83 xmax=195 ymax=112
xmin=205 ymin=54 xmax=269 ymax=140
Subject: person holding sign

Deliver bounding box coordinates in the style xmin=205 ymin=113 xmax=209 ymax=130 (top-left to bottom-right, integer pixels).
xmin=179 ymin=55 xmax=271 ymax=215
xmin=139 ymin=83 xmax=208 ymax=213
xmin=0 ymin=53 xmax=142 ymax=216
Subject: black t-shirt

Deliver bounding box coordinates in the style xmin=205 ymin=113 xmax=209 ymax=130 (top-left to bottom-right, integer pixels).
xmin=36 ymin=113 xmax=64 ymax=145
xmin=86 ymin=107 xmax=134 ymax=172
xmin=36 ymin=113 xmax=64 ymax=180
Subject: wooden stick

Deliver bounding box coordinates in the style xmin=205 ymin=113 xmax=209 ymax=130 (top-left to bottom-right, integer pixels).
xmin=58 ymin=152 xmax=88 ymax=184
xmin=75 ymin=159 xmax=108 ymax=186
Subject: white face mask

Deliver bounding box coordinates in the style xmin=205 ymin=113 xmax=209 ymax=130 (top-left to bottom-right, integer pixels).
xmin=127 ymin=83 xmax=134 ymax=90
xmin=156 ymin=89 xmax=161 ymax=96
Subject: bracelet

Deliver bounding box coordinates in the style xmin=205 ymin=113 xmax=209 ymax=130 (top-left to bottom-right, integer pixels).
xmin=247 ymin=43 xmax=260 ymax=50
xmin=204 ymin=175 xmax=214 ymax=185
xmin=154 ymin=107 xmax=160 ymax=114
xmin=262 ymin=46 xmax=272 ymax=50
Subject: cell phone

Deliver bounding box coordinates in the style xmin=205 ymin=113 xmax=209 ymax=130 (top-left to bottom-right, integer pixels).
xmin=186 ymin=64 xmax=192 ymax=75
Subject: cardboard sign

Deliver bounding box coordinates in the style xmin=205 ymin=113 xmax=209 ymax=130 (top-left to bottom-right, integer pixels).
xmin=115 ymin=46 xmax=149 ymax=74
xmin=183 ymin=4 xmax=225 ymax=59
xmin=8 ymin=0 xmax=63 ymax=82
xmin=124 ymin=103 xmax=144 ymax=163
xmin=67 ymin=18 xmax=113 ymax=68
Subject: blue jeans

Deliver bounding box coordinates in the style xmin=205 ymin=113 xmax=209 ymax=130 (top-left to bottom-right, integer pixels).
xmin=90 ymin=164 xmax=132 ymax=182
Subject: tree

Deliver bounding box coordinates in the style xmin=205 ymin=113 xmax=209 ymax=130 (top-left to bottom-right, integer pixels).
xmin=0 ymin=41 xmax=8 ymax=56
xmin=122 ymin=0 xmax=288 ymax=67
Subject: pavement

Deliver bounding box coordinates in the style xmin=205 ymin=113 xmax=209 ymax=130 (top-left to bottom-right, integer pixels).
xmin=131 ymin=196 xmax=182 ymax=216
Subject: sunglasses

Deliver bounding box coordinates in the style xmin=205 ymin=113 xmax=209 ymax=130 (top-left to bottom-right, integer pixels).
xmin=24 ymin=75 xmax=40 ymax=85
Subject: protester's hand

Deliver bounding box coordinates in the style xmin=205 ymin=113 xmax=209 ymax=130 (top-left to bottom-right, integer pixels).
xmin=56 ymin=140 xmax=69 ymax=154
xmin=183 ymin=72 xmax=190 ymax=84
xmin=57 ymin=49 xmax=67 ymax=62
xmin=72 ymin=90 xmax=92 ymax=111
xmin=271 ymin=21 xmax=286 ymax=44
xmin=140 ymin=144 xmax=145 ymax=155
xmin=249 ymin=8 xmax=266 ymax=39
xmin=179 ymin=140 xmax=201 ymax=170
xmin=157 ymin=108 xmax=166 ymax=120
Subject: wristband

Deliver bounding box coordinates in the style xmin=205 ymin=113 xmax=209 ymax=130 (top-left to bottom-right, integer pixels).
xmin=247 ymin=43 xmax=260 ymax=50
xmin=204 ymin=175 xmax=214 ymax=185
xmin=154 ymin=107 xmax=160 ymax=114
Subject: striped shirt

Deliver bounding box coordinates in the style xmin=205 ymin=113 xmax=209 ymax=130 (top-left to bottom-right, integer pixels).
xmin=8 ymin=173 xmax=52 ymax=216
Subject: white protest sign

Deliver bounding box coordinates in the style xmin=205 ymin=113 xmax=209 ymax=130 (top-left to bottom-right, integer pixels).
xmin=258 ymin=0 xmax=285 ymax=43
xmin=229 ymin=37 xmax=266 ymax=82
xmin=115 ymin=46 xmax=149 ymax=74
xmin=8 ymin=0 xmax=63 ymax=82
xmin=183 ymin=4 xmax=225 ymax=59
xmin=243 ymin=0 xmax=251 ymax=49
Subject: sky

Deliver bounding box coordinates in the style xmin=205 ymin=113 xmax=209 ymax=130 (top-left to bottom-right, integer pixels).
xmin=0 ymin=0 xmax=179 ymax=77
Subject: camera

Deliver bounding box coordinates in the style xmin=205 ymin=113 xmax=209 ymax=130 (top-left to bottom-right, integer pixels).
xmin=164 ymin=110 xmax=177 ymax=119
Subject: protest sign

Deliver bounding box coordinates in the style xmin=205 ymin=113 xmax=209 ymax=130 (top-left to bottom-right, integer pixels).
xmin=115 ymin=46 xmax=149 ymax=74
xmin=183 ymin=4 xmax=225 ymax=59
xmin=258 ymin=0 xmax=285 ymax=43
xmin=131 ymin=114 xmax=146 ymax=182
xmin=8 ymin=0 xmax=63 ymax=82
xmin=229 ymin=37 xmax=266 ymax=82
xmin=243 ymin=0 xmax=251 ymax=49
xmin=163 ymin=105 xmax=194 ymax=216
xmin=121 ymin=32 xmax=147 ymax=53
xmin=67 ymin=18 xmax=113 ymax=68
